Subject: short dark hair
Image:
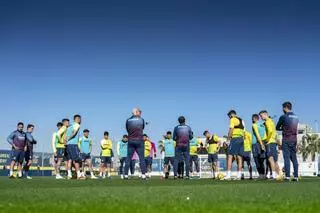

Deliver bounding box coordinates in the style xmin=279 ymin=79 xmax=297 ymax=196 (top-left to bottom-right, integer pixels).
xmin=259 ymin=110 xmax=268 ymax=115
xmin=166 ymin=131 xmax=172 ymax=135
xmin=83 ymin=129 xmax=89 ymax=133
xmin=104 ymin=131 xmax=109 ymax=136
xmin=17 ymin=122 xmax=24 ymax=127
xmin=122 ymin=135 xmax=128 ymax=138
xmin=27 ymin=124 xmax=34 ymax=129
xmin=143 ymin=134 xmax=148 ymax=137
xmin=252 ymin=114 xmax=259 ymax=120
xmin=57 ymin=122 xmax=63 ymax=127
xmin=227 ymin=110 xmax=237 ymax=117
xmin=74 ymin=114 xmax=81 ymax=120
xmin=62 ymin=118 xmax=69 ymax=123
xmin=178 ymin=116 xmax=185 ymax=124
xmin=203 ymin=130 xmax=209 ymax=136
xmin=282 ymin=101 xmax=292 ymax=110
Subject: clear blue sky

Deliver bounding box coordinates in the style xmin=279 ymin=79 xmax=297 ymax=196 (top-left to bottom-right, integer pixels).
xmin=0 ymin=0 xmax=319 ymax=153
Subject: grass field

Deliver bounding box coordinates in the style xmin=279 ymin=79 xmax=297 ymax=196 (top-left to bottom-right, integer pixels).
xmin=0 ymin=177 xmax=319 ymax=213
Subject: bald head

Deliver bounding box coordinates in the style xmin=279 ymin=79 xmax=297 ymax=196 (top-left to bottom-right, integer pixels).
xmin=132 ymin=108 xmax=142 ymax=117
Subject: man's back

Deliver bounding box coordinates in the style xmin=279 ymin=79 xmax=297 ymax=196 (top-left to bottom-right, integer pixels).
xmin=126 ymin=116 xmax=145 ymax=141
xmin=173 ymin=125 xmax=193 ymax=147
xmin=277 ymin=112 xmax=299 ymax=141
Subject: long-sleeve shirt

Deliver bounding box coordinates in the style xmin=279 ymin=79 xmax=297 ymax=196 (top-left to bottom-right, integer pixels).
xmin=264 ymin=118 xmax=277 ymax=144
xmin=173 ymin=124 xmax=193 ymax=147
xmin=244 ymin=131 xmax=252 ymax=152
xmin=7 ymin=130 xmax=27 ymax=150
xmin=56 ymin=126 xmax=67 ymax=148
xmin=276 ymin=112 xmax=299 ymax=142
xmin=52 ymin=132 xmax=58 ymax=153
xmin=126 ymin=116 xmax=145 ymax=142
xmin=26 ymin=132 xmax=37 ymax=152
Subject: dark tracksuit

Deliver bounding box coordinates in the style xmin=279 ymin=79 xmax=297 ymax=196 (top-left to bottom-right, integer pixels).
xmin=276 ymin=112 xmax=299 ymax=178
xmin=25 ymin=132 xmax=37 ymax=162
xmin=124 ymin=115 xmax=147 ymax=176
xmin=173 ymin=124 xmax=193 ymax=177
xmin=7 ymin=130 xmax=27 ymax=164
xmin=24 ymin=132 xmax=37 ymax=176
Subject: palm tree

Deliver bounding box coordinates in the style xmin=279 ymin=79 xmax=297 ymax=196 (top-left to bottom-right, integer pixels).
xmin=300 ymin=134 xmax=320 ymax=161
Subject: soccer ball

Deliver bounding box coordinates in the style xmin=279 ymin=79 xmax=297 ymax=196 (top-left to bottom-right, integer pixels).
xmin=277 ymin=173 xmax=285 ymax=181
xmin=216 ymin=173 xmax=226 ymax=180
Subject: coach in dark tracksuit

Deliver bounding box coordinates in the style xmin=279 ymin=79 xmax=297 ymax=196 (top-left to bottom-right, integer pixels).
xmin=276 ymin=102 xmax=299 ymax=181
xmin=173 ymin=116 xmax=193 ymax=179
xmin=124 ymin=108 xmax=147 ymax=180
xmin=7 ymin=122 xmax=27 ymax=178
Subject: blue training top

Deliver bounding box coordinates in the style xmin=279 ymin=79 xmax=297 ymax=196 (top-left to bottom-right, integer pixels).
xmin=126 ymin=116 xmax=145 ymax=142
xmin=173 ymin=124 xmax=193 ymax=147
xmin=276 ymin=112 xmax=299 ymax=142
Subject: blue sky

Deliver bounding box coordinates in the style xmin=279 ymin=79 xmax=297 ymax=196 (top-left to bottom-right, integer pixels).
xmin=0 ymin=0 xmax=319 ymax=153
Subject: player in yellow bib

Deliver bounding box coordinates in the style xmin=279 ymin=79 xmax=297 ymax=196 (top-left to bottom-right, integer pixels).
xmin=52 ymin=118 xmax=69 ymax=179
xmin=226 ymin=110 xmax=245 ymax=180
xmin=203 ymin=130 xmax=220 ymax=179
xmin=259 ymin=110 xmax=281 ymax=180
xmin=242 ymin=131 xmax=253 ymax=180
xmin=189 ymin=137 xmax=200 ymax=178
xmin=143 ymin=134 xmax=152 ymax=178
xmin=99 ymin=131 xmax=113 ymax=179
xmin=52 ymin=122 xmax=63 ymax=179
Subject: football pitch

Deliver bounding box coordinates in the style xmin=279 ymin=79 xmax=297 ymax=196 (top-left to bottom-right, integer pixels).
xmin=0 ymin=177 xmax=319 ymax=213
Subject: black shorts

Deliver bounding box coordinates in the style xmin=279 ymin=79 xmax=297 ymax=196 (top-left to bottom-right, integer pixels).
xmin=208 ymin=154 xmax=218 ymax=163
xmin=101 ymin=156 xmax=112 ymax=165
xmin=242 ymin=151 xmax=251 ymax=162
xmin=66 ymin=145 xmax=81 ymax=162
xmin=11 ymin=150 xmax=25 ymax=164
xmin=189 ymin=155 xmax=199 ymax=163
xmin=164 ymin=157 xmax=174 ymax=165
xmin=25 ymin=150 xmax=33 ymax=162
xmin=81 ymin=153 xmax=91 ymax=161
xmin=56 ymin=148 xmax=65 ymax=158
xmin=266 ymin=143 xmax=278 ymax=162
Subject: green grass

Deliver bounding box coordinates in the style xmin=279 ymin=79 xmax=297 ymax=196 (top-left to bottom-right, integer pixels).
xmin=0 ymin=177 xmax=319 ymax=213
